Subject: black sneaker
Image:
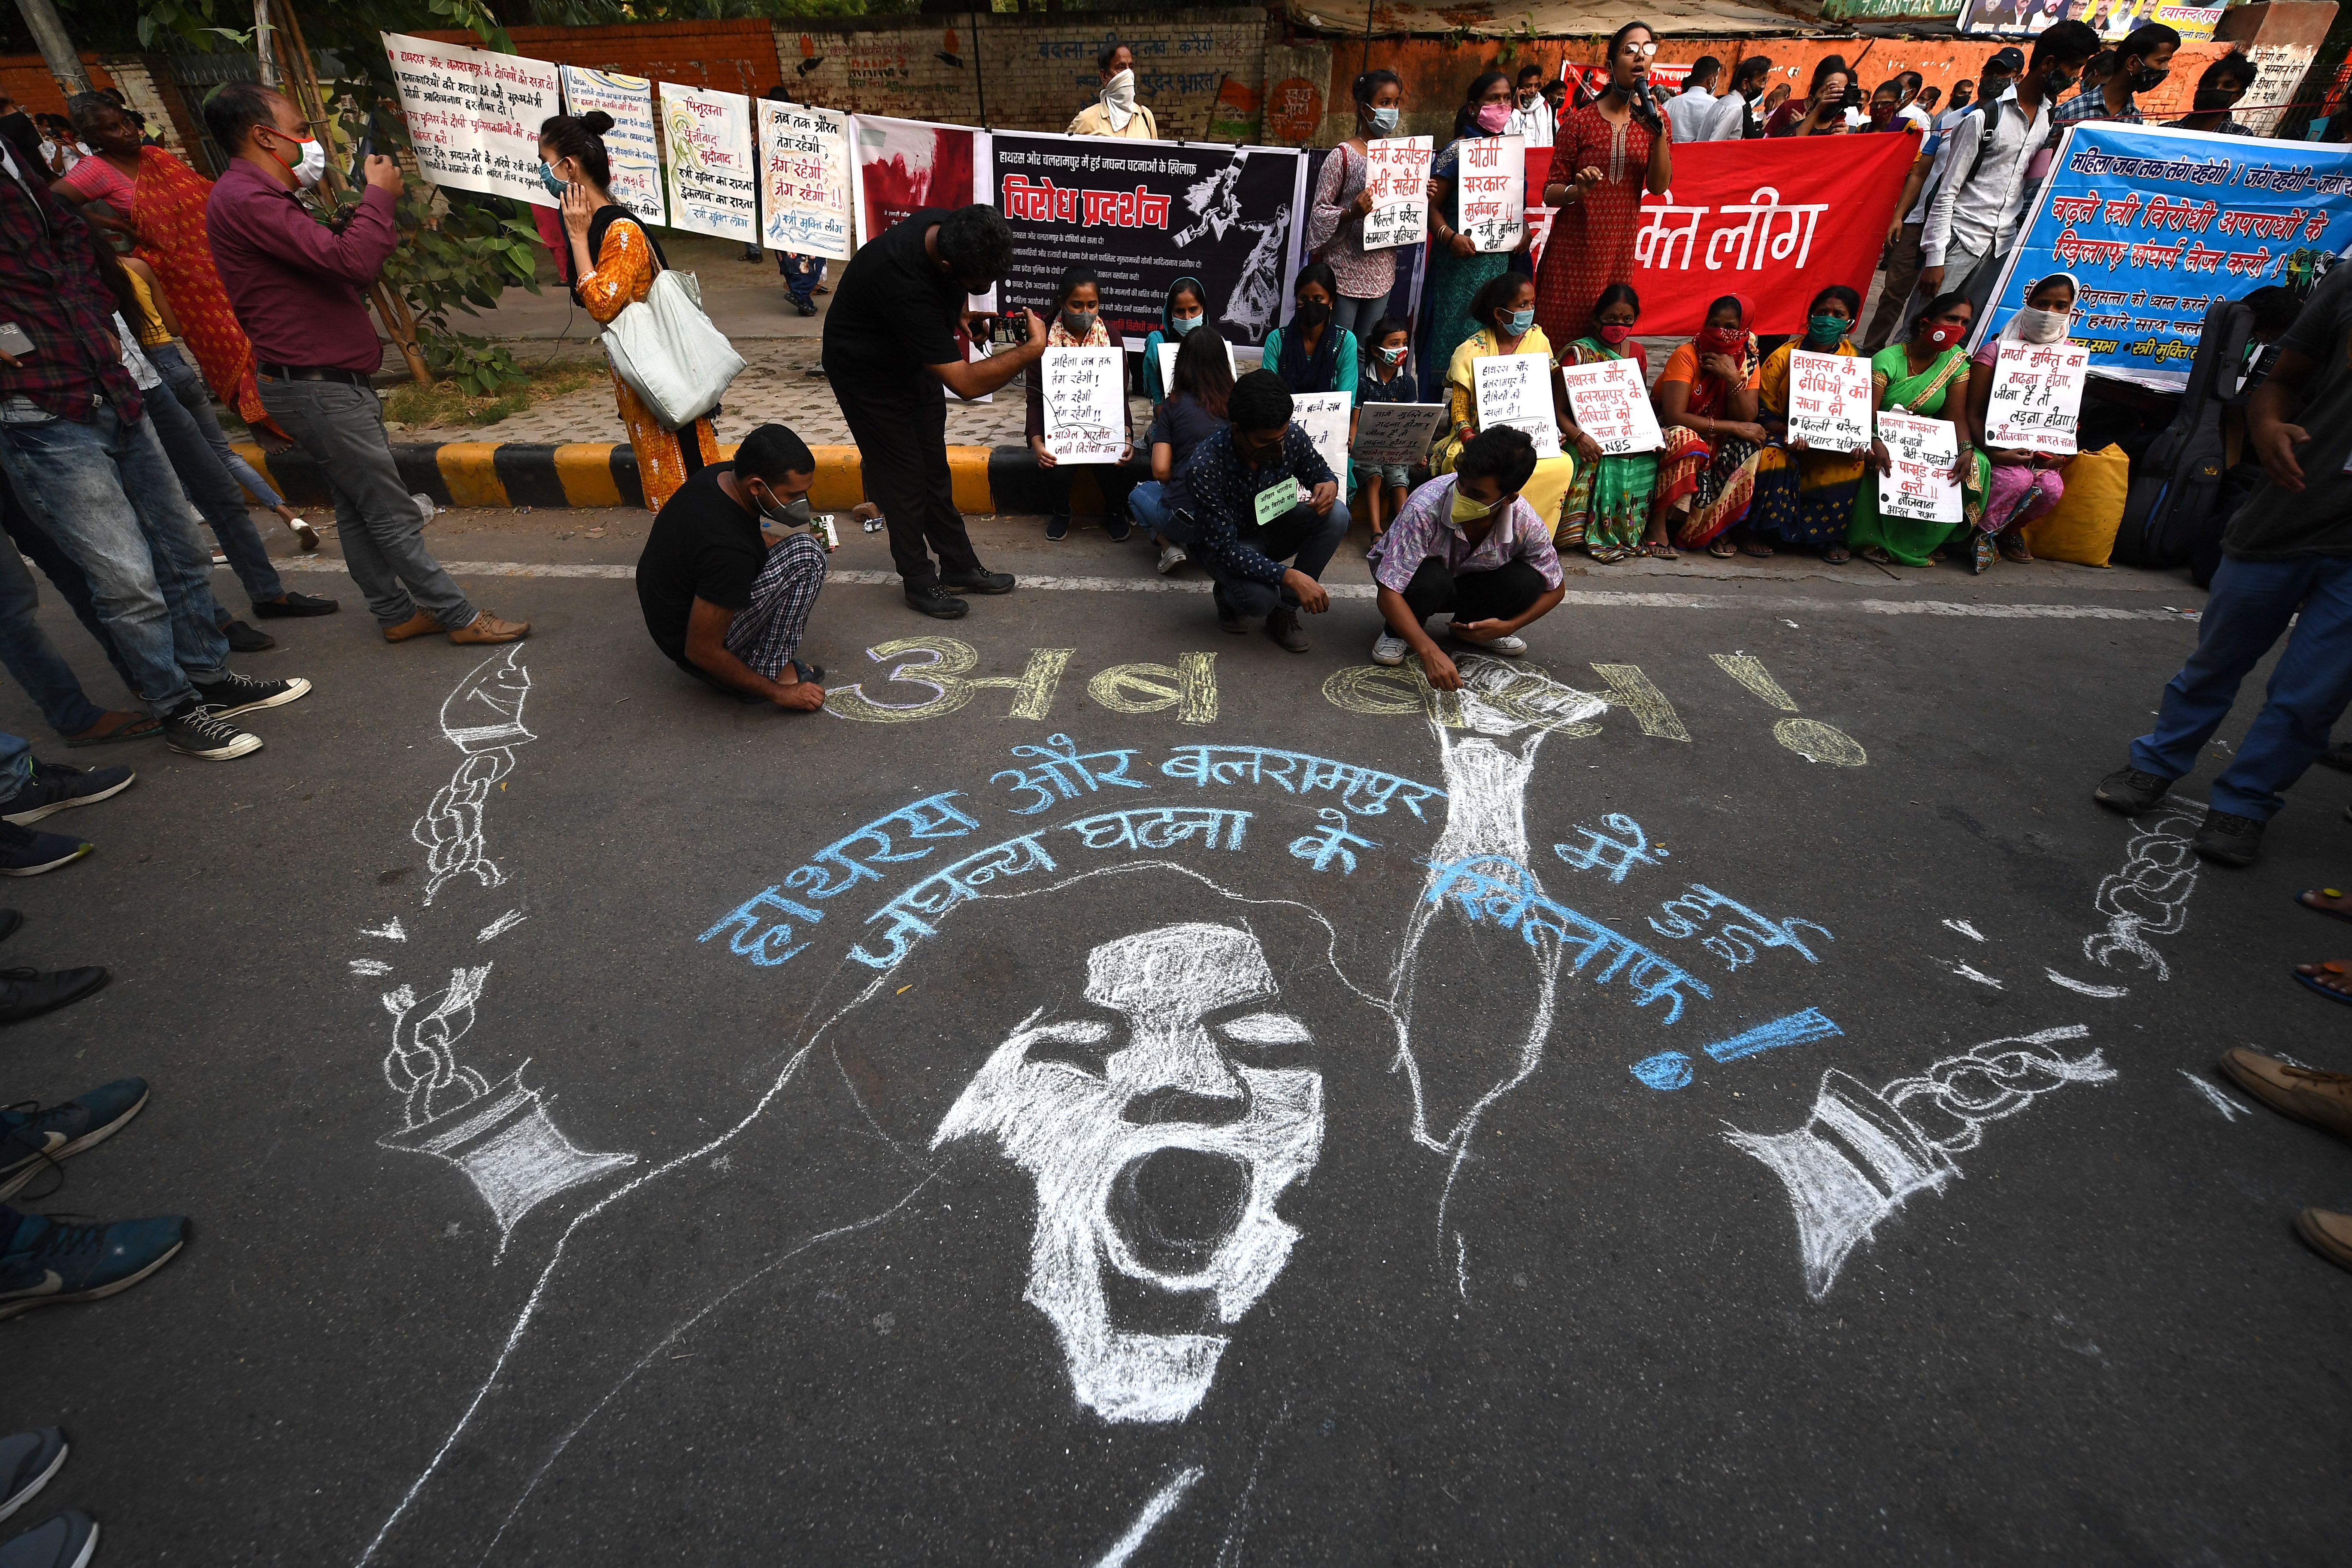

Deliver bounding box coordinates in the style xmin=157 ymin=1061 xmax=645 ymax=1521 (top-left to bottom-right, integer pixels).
xmin=0 ymin=1078 xmax=143 ymax=1200
xmin=0 ymin=1427 xmax=66 ymax=1523
xmin=251 ymin=591 xmax=339 ymax=619
xmin=189 ymin=671 xmax=309 ymax=719
xmin=0 ymin=827 xmax=88 ymax=877
xmin=0 ymin=762 xmax=133 ymax=825
xmin=0 ymin=1210 xmax=186 ymax=1321
xmin=1265 ymin=608 xmax=1310 ymax=654
xmin=2192 ymin=808 xmax=2265 ymax=867
xmin=904 ymin=582 xmax=970 ymax=620
xmin=0 ymin=1509 xmax=97 ymax=1566
xmin=1045 ymin=513 xmax=1071 ymax=542
xmin=0 ymin=911 xmax=21 ymax=945
xmin=161 ymin=702 xmax=260 ymax=761
xmin=1215 ymin=591 xmax=1244 ymax=634
xmin=943 ymin=568 xmax=1016 ymax=594
xmin=219 ymin=619 xmax=275 ymax=653
xmin=1102 ymin=515 xmax=1133 ymax=543
xmin=2093 ymin=765 xmax=2173 ymax=815
xmin=0 ymin=968 xmax=109 ymax=1030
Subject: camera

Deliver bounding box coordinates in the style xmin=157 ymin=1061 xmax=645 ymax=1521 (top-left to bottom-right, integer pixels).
xmin=982 ymin=313 xmax=1032 ymax=349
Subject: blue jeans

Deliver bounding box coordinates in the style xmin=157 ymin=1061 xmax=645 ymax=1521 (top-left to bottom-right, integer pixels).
xmin=1129 ymin=480 xmax=1184 ymax=542
xmin=0 ymin=499 xmax=104 ymax=736
xmin=0 ymin=405 xmax=229 ymax=714
xmin=782 ymin=253 xmax=824 ymax=307
xmin=0 ymin=466 xmax=133 ymax=699
xmin=149 ymin=341 xmax=285 ymax=507
xmin=0 ymin=730 xmax=28 ymax=796
xmin=1204 ymin=499 xmax=1351 ymax=619
xmin=140 ymin=347 xmax=285 ymax=609
xmin=2130 ymin=552 xmax=2352 ymax=821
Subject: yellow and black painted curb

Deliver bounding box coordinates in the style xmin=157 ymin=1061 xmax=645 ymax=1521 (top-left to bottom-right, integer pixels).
xmin=231 ymin=440 xmax=1142 ymax=515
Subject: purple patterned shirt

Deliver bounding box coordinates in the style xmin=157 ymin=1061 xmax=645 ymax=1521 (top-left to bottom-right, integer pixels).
xmin=1367 ymin=473 xmax=1564 ymax=594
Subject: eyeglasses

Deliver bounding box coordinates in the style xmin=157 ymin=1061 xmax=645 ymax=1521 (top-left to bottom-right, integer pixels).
xmin=1623 ymin=40 xmax=1659 ymax=58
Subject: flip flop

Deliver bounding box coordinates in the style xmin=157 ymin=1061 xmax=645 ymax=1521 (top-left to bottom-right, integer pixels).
xmin=2297 ymin=889 xmax=2352 ymax=924
xmin=1707 ymin=539 xmax=1738 ymax=559
xmin=2292 ymin=960 xmax=2352 ymax=1004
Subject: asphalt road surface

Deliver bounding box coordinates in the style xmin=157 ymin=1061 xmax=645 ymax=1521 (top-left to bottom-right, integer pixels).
xmin=3 ymin=518 xmax=2344 ymax=1566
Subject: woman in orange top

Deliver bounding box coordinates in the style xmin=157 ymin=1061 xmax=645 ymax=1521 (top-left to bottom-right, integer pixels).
xmin=544 ymin=112 xmax=720 ymax=512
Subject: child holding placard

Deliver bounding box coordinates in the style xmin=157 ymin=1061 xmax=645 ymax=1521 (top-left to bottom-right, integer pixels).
xmin=1025 ymin=264 xmax=1138 ymax=542
xmin=1436 ymin=273 xmax=1577 ymax=540
xmin=1353 ymin=317 xmax=1418 ymax=538
xmin=1139 ymin=276 xmax=1209 ymax=405
xmin=1560 ymin=285 xmax=1666 ymax=562
xmin=1963 ymin=273 xmax=2078 ymax=573
xmin=1746 ymin=285 xmax=1870 ymax=563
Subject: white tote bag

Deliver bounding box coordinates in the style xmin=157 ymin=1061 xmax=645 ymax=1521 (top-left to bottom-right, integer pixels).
xmin=599 ymin=261 xmax=744 ymax=431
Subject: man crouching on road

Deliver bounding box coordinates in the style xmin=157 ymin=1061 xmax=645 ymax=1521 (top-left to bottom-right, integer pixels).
xmin=1366 ymin=426 xmax=1566 ymax=690
xmin=1180 ymin=370 xmax=1347 ymax=653
xmin=635 ymin=423 xmax=830 ymax=710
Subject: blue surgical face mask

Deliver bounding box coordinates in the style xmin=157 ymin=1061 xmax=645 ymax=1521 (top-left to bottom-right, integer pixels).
xmin=1368 ymin=104 xmax=1400 ymax=133
xmin=1170 ymin=312 xmax=1202 ymax=336
xmin=538 ymin=160 xmax=566 ymax=198
xmin=1504 ymin=306 xmax=1535 ymax=336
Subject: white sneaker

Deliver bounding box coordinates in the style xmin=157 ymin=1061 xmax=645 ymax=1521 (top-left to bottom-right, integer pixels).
xmin=1371 ymin=631 xmax=1408 ymax=666
xmin=1455 ymin=629 xmax=1527 ymax=656
xmin=1156 ymin=543 xmax=1188 ymax=574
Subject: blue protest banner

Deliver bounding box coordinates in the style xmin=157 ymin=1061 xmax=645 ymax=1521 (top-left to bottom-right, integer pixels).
xmin=1974 ymin=123 xmax=2352 ymax=391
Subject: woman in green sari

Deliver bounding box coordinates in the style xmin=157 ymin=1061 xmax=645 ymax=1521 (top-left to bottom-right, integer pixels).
xmin=1418 ymin=70 xmax=1521 ymax=394
xmin=1559 ymin=283 xmax=1665 ymax=562
xmin=1850 ymin=290 xmax=1990 ymax=567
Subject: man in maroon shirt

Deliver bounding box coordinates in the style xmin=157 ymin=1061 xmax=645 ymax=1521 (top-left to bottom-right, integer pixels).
xmin=202 ymin=83 xmax=526 ymax=646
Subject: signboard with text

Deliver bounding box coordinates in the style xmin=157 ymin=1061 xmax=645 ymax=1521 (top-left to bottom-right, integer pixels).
xmin=382 ymin=32 xmax=558 ymax=209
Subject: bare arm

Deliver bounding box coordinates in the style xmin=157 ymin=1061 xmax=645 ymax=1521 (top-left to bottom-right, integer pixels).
xmin=1379 ymin=583 xmax=1461 ymax=691
xmin=1151 ymin=440 xmax=1173 ymax=482
xmin=682 ymin=596 xmax=824 ymax=710
xmin=2249 ymin=346 xmax=2316 ymax=492
xmin=1646 ymin=121 xmax=1673 ymax=194
xmin=123 ymin=257 xmax=183 ymax=337
xmin=933 ymin=310 xmax=1047 ymax=400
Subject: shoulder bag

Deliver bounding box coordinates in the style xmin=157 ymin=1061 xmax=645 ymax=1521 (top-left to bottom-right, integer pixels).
xmin=598 ymin=234 xmax=745 ymax=431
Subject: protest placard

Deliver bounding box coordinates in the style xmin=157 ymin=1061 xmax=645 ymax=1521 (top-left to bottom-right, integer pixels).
xmin=756 ymin=100 xmax=852 ymax=260
xmin=1875 ymin=412 xmax=1964 ymax=524
xmin=1784 ymin=349 xmax=1873 ymax=452
xmin=1456 ymin=135 xmax=1526 ymax=253
xmin=1352 ymin=402 xmax=1448 ymax=466
xmin=382 ymin=32 xmax=559 ymax=208
xmin=1292 ymin=392 xmax=1352 ymax=481
xmin=1982 ymin=340 xmax=2090 ymax=457
xmin=1361 ymin=135 xmax=1433 ymax=251
xmin=559 ymin=66 xmax=663 ymax=224
xmin=1040 ymin=347 xmax=1126 ymax=463
xmin=1560 ymin=356 xmax=1663 ymax=455
xmin=1156 ymin=338 xmax=1237 ymax=397
xmin=659 ymin=82 xmax=756 ymax=245
xmin=1472 ymin=351 xmax=1560 ymax=458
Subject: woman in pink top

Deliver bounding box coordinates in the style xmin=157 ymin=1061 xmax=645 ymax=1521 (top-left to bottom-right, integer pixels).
xmin=1306 ymin=70 xmax=1413 ymax=344
xmin=1964 ymin=272 xmax=2079 ymax=572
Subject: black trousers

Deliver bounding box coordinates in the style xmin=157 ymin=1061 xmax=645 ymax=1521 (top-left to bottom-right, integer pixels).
xmin=1038 ymin=460 xmax=1140 ymax=520
xmin=1397 ymin=556 xmax=1547 ymax=625
xmin=831 ymin=378 xmax=981 ymax=589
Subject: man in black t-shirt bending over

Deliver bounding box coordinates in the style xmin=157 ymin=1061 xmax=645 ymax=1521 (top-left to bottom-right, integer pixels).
xmin=635 ymin=424 xmax=832 ymax=710
xmin=821 ymin=204 xmax=1048 ymax=619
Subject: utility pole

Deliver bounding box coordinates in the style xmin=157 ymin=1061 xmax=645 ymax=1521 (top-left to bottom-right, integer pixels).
xmin=12 ymin=0 xmax=90 ymax=97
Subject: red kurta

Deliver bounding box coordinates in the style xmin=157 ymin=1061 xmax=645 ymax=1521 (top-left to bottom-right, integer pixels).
xmin=1533 ymin=101 xmax=1664 ymax=348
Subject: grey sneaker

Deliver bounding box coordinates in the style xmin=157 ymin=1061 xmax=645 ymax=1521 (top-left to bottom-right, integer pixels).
xmin=1371 ymin=631 xmax=1408 ymax=666
xmin=0 ymin=1508 xmax=96 ymax=1567
xmin=2094 ymin=765 xmax=2173 ymax=815
xmin=161 ymin=702 xmax=260 ymax=761
xmin=0 ymin=1428 xmax=65 ymax=1524
xmin=2192 ymin=807 xmax=2264 ymax=868
xmin=1156 ymin=543 xmax=1188 ymax=574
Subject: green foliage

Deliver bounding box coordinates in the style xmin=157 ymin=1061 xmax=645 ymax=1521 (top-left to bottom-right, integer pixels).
xmin=422 ymin=332 xmax=530 ymax=397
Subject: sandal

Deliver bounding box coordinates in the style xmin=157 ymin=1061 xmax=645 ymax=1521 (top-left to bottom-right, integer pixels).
xmin=1861 ymin=546 xmax=1895 ymax=565
xmin=2292 ymin=960 xmax=2352 ymax=1004
xmin=2298 ymin=889 xmax=2352 ymax=925
xmin=1740 ymin=540 xmax=1774 ymax=558
xmin=1821 ymin=545 xmax=1850 ymax=564
xmin=1708 ymin=538 xmax=1739 ymax=559
xmin=1646 ymin=539 xmax=1679 ymax=560
xmin=1999 ymin=532 xmax=2034 ymax=564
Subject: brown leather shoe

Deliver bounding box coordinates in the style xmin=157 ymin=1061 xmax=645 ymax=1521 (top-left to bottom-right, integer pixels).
xmin=2295 ymin=1208 xmax=2352 ymax=1273
xmin=382 ymin=610 xmax=442 ymax=643
xmin=2218 ymin=1047 xmax=2352 ymax=1143
xmin=449 ymin=611 xmax=529 ymax=645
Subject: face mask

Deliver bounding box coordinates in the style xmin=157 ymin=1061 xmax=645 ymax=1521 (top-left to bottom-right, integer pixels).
xmin=1368 ymin=104 xmax=1400 ymax=133
xmin=754 ymin=488 xmax=812 ymax=529
xmin=1170 ymin=312 xmax=1201 ymax=336
xmin=1806 ymin=313 xmax=1848 ymax=345
xmin=1061 ymin=308 xmax=1098 ymax=338
xmin=2041 ymin=67 xmax=2077 ymax=98
xmin=1294 ymin=300 xmax=1331 ymax=331
xmin=1698 ymin=323 xmax=1745 ymax=355
xmin=1451 ymin=485 xmax=1501 ymax=523
xmin=1519 ymin=89 xmax=1540 ymax=108
xmin=1103 ymin=70 xmax=1136 ymax=111
xmin=2194 ymin=88 xmax=2243 ymax=113
xmin=1597 ymin=322 xmax=1635 ymax=345
xmin=2129 ymin=66 xmax=2169 ymax=93
xmin=1503 ymin=306 xmax=1535 ymax=335
xmin=1923 ymin=322 xmax=1963 ymax=349
xmin=280 ymin=135 xmax=326 ymax=189
xmin=1476 ymin=102 xmax=1512 ymax=134
xmin=1378 ymin=344 xmax=1406 ymax=365
xmin=2014 ymin=305 xmax=2071 ymax=343
xmin=538 ymin=161 xmax=566 ymax=198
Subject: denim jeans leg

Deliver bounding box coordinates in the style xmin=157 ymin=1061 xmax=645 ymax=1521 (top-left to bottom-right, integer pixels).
xmin=153 ymin=341 xmax=288 ymax=510
xmin=0 ymin=521 xmax=103 ymax=736
xmin=2208 ymin=555 xmax=2352 ymax=820
xmin=2129 ymin=553 xmax=2307 ymax=783
xmin=114 ymin=412 xmax=231 ymax=681
xmin=0 ymin=730 xmax=29 ymax=795
xmin=0 ymin=416 xmax=199 ymax=713
xmin=141 ymin=369 xmax=284 ymax=607
xmin=1129 ymin=480 xmax=1173 ymax=536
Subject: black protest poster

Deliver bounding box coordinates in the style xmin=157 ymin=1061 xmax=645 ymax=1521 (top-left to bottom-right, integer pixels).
xmin=988 ymin=130 xmax=1303 ymax=350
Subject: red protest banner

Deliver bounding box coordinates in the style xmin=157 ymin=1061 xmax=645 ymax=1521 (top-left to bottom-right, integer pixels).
xmin=1539 ymin=133 xmax=1916 ymax=338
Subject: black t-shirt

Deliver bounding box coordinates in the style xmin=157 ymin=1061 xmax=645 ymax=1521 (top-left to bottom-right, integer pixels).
xmin=635 ymin=463 xmax=763 ymax=664
xmin=819 ymin=206 xmax=964 ymax=389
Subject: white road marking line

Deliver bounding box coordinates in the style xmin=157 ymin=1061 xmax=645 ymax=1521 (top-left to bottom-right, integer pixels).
xmin=258 ymin=560 xmax=2196 ymax=618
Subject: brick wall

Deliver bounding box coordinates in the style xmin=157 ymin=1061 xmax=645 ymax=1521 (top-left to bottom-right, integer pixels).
xmin=417 ymin=19 xmax=785 ymax=99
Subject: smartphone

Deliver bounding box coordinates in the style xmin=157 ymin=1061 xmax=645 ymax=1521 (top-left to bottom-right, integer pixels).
xmin=0 ymin=322 xmax=33 ymax=359
xmin=984 ymin=313 xmax=1031 ymax=349
xmin=348 ymin=131 xmax=375 ymax=187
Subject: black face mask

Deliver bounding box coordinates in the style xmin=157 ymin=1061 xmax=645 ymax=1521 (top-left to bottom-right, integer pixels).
xmin=2040 ymin=66 xmax=2078 ymax=97
xmin=1293 ymin=300 xmax=1331 ymax=331
xmin=2129 ymin=65 xmax=2170 ymax=93
xmin=2193 ymin=87 xmax=2244 ymax=113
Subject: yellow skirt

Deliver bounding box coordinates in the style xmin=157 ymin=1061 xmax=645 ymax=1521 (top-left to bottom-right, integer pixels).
xmin=1435 ymin=435 xmax=1577 ymax=540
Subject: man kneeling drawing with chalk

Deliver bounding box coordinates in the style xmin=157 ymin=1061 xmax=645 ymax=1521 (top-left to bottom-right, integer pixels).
xmin=633 ymin=423 xmax=831 ymax=710
xmin=1367 ymin=426 xmax=1567 ymax=689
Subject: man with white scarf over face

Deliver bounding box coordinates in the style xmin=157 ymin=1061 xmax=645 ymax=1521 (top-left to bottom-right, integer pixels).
xmin=1068 ymin=42 xmax=1161 ymax=140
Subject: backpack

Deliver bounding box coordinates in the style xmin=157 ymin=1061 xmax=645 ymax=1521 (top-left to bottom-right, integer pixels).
xmin=2113 ymin=297 xmax=2255 ymax=568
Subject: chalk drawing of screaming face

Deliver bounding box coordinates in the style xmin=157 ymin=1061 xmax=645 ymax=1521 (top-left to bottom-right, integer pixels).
xmin=933 ymin=922 xmax=1324 ymax=1424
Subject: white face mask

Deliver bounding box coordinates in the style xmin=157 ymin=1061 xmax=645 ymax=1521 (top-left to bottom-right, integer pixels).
xmin=1103 ymin=69 xmax=1136 ymax=111
xmin=271 ymin=132 xmax=326 ymax=189
xmin=2015 ymin=305 xmax=2072 ymax=343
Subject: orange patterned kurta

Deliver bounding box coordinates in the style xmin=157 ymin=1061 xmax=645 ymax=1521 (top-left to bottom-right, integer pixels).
xmin=574 ymin=218 xmax=720 ymax=512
